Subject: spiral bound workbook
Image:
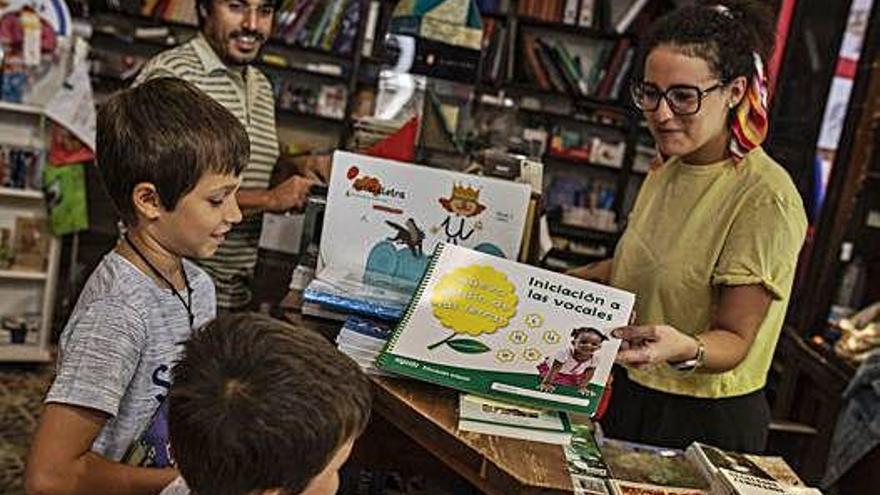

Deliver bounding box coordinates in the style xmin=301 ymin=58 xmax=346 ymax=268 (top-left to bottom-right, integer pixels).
xmin=376 ymin=243 xmax=634 ymax=416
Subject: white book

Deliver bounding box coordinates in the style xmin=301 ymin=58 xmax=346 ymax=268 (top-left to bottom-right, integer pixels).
xmin=578 ymin=0 xmax=595 ymax=28
xmin=563 ymin=0 xmax=579 ymax=25
xmin=308 ymin=151 xmax=531 ymax=321
xmin=458 ymin=394 xmax=572 ymax=445
xmin=614 ymin=0 xmax=650 ymax=33
xmin=361 ymin=0 xmax=381 ymax=57
xmin=685 ymin=443 xmax=788 ymax=495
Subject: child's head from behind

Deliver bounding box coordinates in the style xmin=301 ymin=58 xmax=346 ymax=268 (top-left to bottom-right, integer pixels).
xmin=570 ymin=327 xmax=607 ymax=357
xmin=96 ymin=77 xmax=247 ymax=258
xmin=169 ymin=313 xmax=372 ymax=495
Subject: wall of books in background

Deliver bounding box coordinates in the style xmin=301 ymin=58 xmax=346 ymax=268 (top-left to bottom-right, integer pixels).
xmin=80 ymin=0 xmax=668 ymax=272
xmin=472 ymin=0 xmax=667 ymax=272
xmin=87 ymin=0 xmax=368 ymax=156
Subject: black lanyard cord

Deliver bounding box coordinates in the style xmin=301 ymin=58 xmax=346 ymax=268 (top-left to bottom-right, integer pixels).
xmin=124 ymin=233 xmax=194 ymax=328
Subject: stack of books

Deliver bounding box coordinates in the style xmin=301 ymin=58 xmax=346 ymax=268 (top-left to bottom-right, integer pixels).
xmin=335 ymin=316 xmax=393 ymax=376
xmin=457 ymin=393 xmax=573 ymax=445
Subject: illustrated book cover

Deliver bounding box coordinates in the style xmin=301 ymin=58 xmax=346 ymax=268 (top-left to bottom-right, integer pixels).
xmin=377 ymin=242 xmax=634 ymax=415
xmin=305 ymin=151 xmax=531 ymax=321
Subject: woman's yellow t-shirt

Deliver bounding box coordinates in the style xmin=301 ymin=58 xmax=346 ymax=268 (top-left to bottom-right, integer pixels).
xmin=610 ymin=147 xmax=807 ymax=398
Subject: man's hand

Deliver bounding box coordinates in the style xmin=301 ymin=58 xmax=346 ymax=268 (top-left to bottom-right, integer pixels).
xmin=612 ymin=324 xmax=698 ymax=368
xmin=298 ymin=154 xmax=332 ymax=183
xmin=268 ymin=175 xmax=315 ymax=212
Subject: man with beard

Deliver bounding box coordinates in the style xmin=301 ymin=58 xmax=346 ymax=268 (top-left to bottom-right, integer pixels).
xmin=135 ymin=0 xmax=322 ymax=311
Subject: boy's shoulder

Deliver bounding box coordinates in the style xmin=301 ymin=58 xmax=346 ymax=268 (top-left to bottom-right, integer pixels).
xmin=181 ymin=258 xmax=213 ymax=291
xmin=80 ymin=251 xmax=161 ymax=300
xmin=64 ymin=252 xmax=158 ymax=332
xmin=70 ymin=253 xmax=209 ymax=324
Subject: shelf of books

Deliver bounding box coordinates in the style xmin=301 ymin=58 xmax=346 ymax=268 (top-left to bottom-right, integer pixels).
xmin=0 ymin=187 xmax=45 ymax=201
xmin=85 ymin=0 xmax=367 ymax=149
xmin=85 ymin=0 xmax=661 ymax=272
xmin=0 ymin=106 xmax=60 ymax=363
xmin=470 ymin=0 xmax=664 ymax=270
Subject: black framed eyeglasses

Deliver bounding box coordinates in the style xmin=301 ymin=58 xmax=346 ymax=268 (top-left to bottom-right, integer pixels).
xmin=631 ymin=81 xmax=727 ymax=116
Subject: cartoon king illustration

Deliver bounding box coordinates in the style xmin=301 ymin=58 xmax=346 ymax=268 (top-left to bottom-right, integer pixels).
xmin=437 ymin=183 xmax=486 ymax=245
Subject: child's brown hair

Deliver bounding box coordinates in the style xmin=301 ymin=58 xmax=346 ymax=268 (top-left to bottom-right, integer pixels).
xmin=168 ymin=313 xmax=372 ymax=495
xmin=96 ymin=77 xmax=249 ymax=226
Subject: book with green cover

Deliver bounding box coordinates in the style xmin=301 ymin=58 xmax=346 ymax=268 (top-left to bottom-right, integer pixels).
xmin=376 ymin=242 xmax=634 ymax=415
xmin=458 ymin=393 xmax=572 ymax=445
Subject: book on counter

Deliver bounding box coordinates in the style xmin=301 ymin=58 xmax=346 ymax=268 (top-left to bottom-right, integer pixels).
xmin=684 ymin=442 xmax=818 ymax=495
xmin=608 ymin=480 xmax=708 ymax=495
xmin=377 ymin=242 xmax=634 ymax=416
xmin=458 ymin=393 xmax=573 ymax=445
xmin=564 ymin=423 xmax=611 ymax=494
xmin=336 ymin=316 xmax=393 ymax=376
xmin=304 ymin=151 xmax=531 ymax=322
xmin=599 ymin=437 xmax=709 ymax=492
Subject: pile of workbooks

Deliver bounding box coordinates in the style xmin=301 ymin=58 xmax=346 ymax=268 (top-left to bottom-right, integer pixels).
xmin=335 ymin=316 xmax=393 ymax=376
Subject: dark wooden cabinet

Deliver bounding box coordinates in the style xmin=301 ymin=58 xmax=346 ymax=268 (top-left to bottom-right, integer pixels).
xmin=765 ymin=0 xmax=880 ymax=487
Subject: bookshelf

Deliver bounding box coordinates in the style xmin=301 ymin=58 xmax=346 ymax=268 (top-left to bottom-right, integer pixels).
xmin=471 ymin=0 xmax=668 ymax=271
xmin=0 ymin=105 xmax=60 ymax=363
xmin=80 ymin=0 xmax=662 ymax=271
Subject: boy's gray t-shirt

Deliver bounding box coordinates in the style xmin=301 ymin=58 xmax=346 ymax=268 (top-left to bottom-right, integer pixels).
xmin=46 ymin=251 xmax=216 ymax=461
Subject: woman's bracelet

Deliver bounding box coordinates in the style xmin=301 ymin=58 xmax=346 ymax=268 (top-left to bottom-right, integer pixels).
xmin=669 ymin=335 xmax=705 ymax=373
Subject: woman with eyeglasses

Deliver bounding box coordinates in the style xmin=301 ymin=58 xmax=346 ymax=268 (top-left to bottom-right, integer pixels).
xmin=569 ymin=0 xmax=807 ymax=452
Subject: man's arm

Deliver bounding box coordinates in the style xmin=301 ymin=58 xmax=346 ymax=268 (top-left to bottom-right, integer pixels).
xmin=277 ymin=153 xmax=332 ymax=183
xmin=26 ymin=404 xmax=177 ymax=495
xmin=236 ymin=174 xmax=315 ymax=214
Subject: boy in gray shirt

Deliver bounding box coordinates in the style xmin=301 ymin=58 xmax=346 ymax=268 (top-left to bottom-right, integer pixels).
xmin=26 ymin=77 xmax=247 ymax=495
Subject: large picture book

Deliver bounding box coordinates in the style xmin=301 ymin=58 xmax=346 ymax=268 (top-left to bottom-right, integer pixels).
xmin=305 ymin=151 xmax=532 ymax=321
xmin=376 ymin=242 xmax=634 ymax=415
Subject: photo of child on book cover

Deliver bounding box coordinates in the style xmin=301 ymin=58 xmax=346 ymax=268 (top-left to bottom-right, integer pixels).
xmin=537 ymin=327 xmax=608 ymax=395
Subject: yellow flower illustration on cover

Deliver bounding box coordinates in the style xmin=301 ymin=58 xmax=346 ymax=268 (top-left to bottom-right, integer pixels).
xmin=522 ymin=348 xmax=542 ymax=362
xmin=524 ymin=313 xmax=544 ymax=329
xmin=428 ymin=264 xmax=518 ymax=353
xmin=496 ymin=349 xmax=516 ymax=363
xmin=543 ymin=330 xmax=561 ymax=345
xmin=508 ymin=330 xmax=528 ymax=345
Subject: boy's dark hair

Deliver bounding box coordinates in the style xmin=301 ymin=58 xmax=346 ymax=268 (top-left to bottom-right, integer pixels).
xmin=96 ymin=77 xmax=248 ymax=226
xmin=169 ymin=313 xmax=372 ymax=495
xmin=195 ymin=0 xmax=283 ymax=27
xmin=571 ymin=327 xmax=608 ymax=341
xmin=636 ymin=0 xmax=775 ymax=84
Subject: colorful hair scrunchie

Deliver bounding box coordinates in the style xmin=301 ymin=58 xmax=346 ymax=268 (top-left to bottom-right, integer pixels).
xmin=729 ymin=52 xmax=769 ymax=161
